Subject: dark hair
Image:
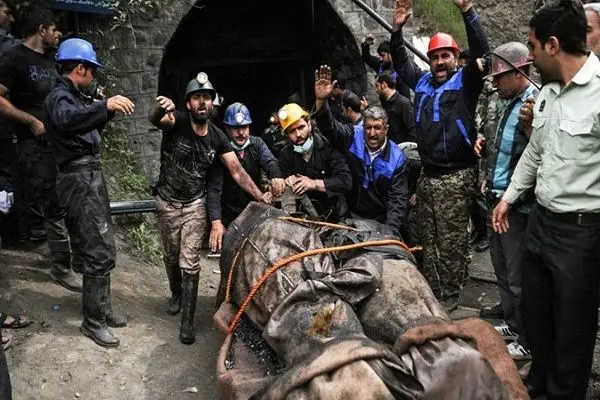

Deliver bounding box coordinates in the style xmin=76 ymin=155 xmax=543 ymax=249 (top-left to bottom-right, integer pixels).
xmin=377 ymin=41 xmax=391 ymax=54
xmin=21 ymin=7 xmax=56 ymax=38
xmin=530 ymin=0 xmax=587 ymax=56
xmin=459 ymin=49 xmax=470 ymax=60
xmin=376 ymin=71 xmax=396 ymax=89
xmin=333 ymin=79 xmax=347 ymax=90
xmin=343 ymin=92 xmax=361 ymax=113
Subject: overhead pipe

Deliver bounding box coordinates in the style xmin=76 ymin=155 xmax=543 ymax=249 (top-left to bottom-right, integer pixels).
xmin=348 ymin=0 xmax=429 ymax=63
xmin=110 ymin=200 xmax=156 ymax=215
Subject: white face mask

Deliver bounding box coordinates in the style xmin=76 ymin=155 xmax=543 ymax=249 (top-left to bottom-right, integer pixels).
xmin=230 ymin=139 xmax=250 ymax=151
xmin=293 ymin=136 xmax=314 ymax=155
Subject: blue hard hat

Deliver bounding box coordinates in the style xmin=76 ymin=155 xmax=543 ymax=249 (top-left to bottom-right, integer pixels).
xmin=56 ymin=38 xmax=103 ymax=68
xmin=223 ymin=102 xmax=252 ymax=126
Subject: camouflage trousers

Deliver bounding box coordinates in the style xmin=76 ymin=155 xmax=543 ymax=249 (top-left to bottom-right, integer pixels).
xmin=18 ymin=139 xmax=72 ymax=272
xmin=417 ymin=167 xmax=477 ymax=299
xmin=156 ymin=195 xmax=208 ymax=275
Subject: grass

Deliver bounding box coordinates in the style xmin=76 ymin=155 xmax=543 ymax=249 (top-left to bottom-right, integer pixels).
xmin=413 ymin=0 xmax=468 ymax=48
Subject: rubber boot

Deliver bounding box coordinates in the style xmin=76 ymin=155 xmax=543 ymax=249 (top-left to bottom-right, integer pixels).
xmin=165 ymin=264 xmax=182 ymax=315
xmin=106 ymin=276 xmax=127 ymax=328
xmin=179 ymin=271 xmax=199 ymax=344
xmin=80 ymin=276 xmax=119 ymax=348
xmin=49 ymin=251 xmax=82 ymax=292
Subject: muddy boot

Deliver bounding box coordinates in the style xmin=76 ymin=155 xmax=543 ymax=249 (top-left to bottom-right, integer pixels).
xmin=106 ymin=276 xmax=127 ymax=328
xmin=179 ymin=271 xmax=199 ymax=344
xmin=165 ymin=264 xmax=182 ymax=315
xmin=49 ymin=251 xmax=82 ymax=292
xmin=80 ymin=276 xmax=119 ymax=348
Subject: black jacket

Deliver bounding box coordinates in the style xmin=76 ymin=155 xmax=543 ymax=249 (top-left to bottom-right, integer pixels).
xmin=361 ymin=41 xmax=412 ymax=99
xmin=314 ymin=101 xmax=408 ymax=235
xmin=221 ymin=136 xmax=281 ymax=224
xmin=390 ymin=8 xmax=490 ymax=177
xmin=278 ymin=133 xmax=352 ymax=220
xmin=381 ymin=91 xmax=416 ymax=143
xmin=44 ymin=78 xmax=110 ymax=167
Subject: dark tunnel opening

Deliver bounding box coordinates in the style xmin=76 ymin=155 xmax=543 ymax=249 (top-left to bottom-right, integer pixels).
xmin=157 ymin=0 xmax=367 ymax=135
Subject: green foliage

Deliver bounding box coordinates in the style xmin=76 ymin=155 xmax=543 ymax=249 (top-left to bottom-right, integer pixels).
xmin=414 ymin=0 xmax=468 ymax=48
xmin=124 ymin=219 xmax=162 ymax=264
xmin=101 ymin=121 xmax=150 ymax=201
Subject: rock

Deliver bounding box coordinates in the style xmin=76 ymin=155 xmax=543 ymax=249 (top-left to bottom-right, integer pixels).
xmin=183 ymin=387 xmax=198 ymax=393
xmin=74 ymin=392 xmax=80 ymax=398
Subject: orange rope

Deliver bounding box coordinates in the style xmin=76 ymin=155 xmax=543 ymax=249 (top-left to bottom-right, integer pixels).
xmin=227 ymin=239 xmax=414 ymax=335
xmin=278 ymin=216 xmax=361 ymax=232
xmin=225 ymin=238 xmax=248 ymax=303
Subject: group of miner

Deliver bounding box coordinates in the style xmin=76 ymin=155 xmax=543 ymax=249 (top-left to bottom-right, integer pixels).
xmin=0 ymin=0 xmax=600 ymax=398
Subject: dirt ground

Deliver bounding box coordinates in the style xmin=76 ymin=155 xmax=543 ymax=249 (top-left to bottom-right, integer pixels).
xmin=2 ymin=236 xmax=600 ymax=399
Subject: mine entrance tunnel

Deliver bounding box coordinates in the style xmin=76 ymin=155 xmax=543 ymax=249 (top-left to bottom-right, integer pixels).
xmin=158 ymin=0 xmax=367 ymax=135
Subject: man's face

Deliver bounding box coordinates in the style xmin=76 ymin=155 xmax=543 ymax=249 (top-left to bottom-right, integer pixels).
xmin=80 ymin=64 xmax=96 ymax=89
xmin=492 ymin=71 xmax=519 ymax=100
xmin=41 ymin=24 xmax=62 ymax=50
xmin=226 ymin=125 xmax=250 ymax=146
xmin=527 ymin=29 xmax=559 ymax=83
xmin=186 ymin=92 xmax=213 ymax=123
xmin=586 ymin=10 xmax=600 ymax=56
xmin=285 ymin=118 xmax=311 ymax=146
xmin=0 ymin=1 xmax=15 ymax=31
xmin=364 ymin=118 xmax=387 ymax=151
xmin=429 ymin=49 xmax=457 ymax=84
xmin=378 ymin=52 xmax=392 ymax=66
xmin=375 ymin=81 xmax=383 ymax=97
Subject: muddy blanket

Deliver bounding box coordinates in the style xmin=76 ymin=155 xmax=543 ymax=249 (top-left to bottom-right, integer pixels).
xmin=215 ymin=203 xmax=527 ymax=400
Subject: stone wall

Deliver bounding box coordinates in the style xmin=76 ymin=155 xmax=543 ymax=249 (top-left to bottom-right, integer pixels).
xmin=97 ymin=0 xmax=411 ymax=179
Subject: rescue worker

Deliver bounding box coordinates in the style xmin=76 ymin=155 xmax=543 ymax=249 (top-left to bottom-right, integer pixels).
xmin=585 ymin=3 xmax=600 ymax=55
xmin=0 ymin=8 xmax=83 ymax=292
xmin=375 ymin=71 xmax=416 ymax=143
xmin=390 ymin=0 xmax=491 ymax=306
xmin=478 ymin=42 xmax=537 ymax=361
xmin=493 ymin=1 xmax=600 ymax=397
xmin=277 ymin=103 xmax=352 ymax=222
xmin=44 ymin=38 xmax=133 ymax=347
xmin=148 ymin=73 xmax=271 ymax=344
xmin=313 ymin=65 xmax=409 ymax=237
xmin=361 ymin=35 xmax=412 ymax=98
xmin=216 ymin=102 xmax=284 ymax=237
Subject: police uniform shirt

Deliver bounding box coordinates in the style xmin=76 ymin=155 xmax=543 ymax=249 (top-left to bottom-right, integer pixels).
xmin=504 ymin=53 xmax=600 ymax=213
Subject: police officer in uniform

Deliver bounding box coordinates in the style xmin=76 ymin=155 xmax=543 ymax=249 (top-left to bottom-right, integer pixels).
xmin=44 ymin=38 xmax=134 ymax=347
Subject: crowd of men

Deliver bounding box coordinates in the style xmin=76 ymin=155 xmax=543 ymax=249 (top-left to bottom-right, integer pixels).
xmin=1 ymin=0 xmax=600 ymax=398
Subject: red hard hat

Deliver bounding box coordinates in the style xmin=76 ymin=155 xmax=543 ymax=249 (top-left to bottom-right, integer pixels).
xmin=428 ymin=33 xmax=460 ymax=57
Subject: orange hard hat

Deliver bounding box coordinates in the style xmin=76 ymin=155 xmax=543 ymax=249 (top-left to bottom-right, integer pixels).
xmin=428 ymin=33 xmax=460 ymax=57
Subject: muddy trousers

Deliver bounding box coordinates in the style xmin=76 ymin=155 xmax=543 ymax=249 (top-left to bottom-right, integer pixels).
xmin=156 ymin=196 xmax=207 ymax=343
xmin=523 ymin=205 xmax=600 ymax=400
xmin=489 ymin=209 xmax=528 ymax=346
xmin=417 ymin=167 xmax=476 ymax=299
xmin=0 ymin=333 xmax=11 ymax=400
xmin=18 ymin=139 xmax=78 ymax=273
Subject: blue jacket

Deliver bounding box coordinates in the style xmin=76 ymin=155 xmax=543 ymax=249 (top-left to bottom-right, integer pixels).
xmin=314 ymin=101 xmax=408 ymax=235
xmin=390 ymin=8 xmax=491 ymax=177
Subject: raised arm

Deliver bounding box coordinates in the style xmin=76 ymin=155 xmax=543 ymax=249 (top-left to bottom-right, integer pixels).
xmin=148 ymin=96 xmax=177 ymax=131
xmin=389 ymin=0 xmax=425 ymax=90
xmin=361 ymin=35 xmax=381 ymax=72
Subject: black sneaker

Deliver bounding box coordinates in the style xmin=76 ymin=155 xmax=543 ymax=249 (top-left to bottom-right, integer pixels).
xmin=475 ymin=239 xmax=490 ymax=252
xmin=479 ymin=303 xmax=504 ymax=319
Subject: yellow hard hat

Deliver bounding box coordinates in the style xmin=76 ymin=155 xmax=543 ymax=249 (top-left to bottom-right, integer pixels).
xmin=277 ymin=103 xmax=309 ymax=132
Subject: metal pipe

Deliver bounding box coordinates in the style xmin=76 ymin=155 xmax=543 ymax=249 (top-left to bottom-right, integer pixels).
xmin=349 ymin=0 xmax=429 ymax=63
xmin=110 ymin=200 xmax=156 ymax=215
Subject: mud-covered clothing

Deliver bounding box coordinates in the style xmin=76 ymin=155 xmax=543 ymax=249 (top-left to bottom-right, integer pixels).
xmin=156 ymin=196 xmax=208 ymax=274
xmin=156 ymin=112 xmax=230 ymax=222
xmin=0 ymin=28 xmax=20 ymax=141
xmin=0 ymin=333 xmax=11 ymax=400
xmin=44 ymin=78 xmax=117 ymax=277
xmin=314 ymin=101 xmax=408 ymax=235
xmin=361 ymin=42 xmax=411 ymax=99
xmin=44 ymin=78 xmax=109 ymax=167
xmin=0 ymin=44 xmax=59 ymax=140
xmin=417 ymin=167 xmax=477 ymax=299
xmin=278 ymin=133 xmax=352 ymax=221
xmin=390 ymin=8 xmax=490 ymax=177
xmin=221 ymin=136 xmax=281 ymax=226
xmin=380 ymin=91 xmax=416 ymax=143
